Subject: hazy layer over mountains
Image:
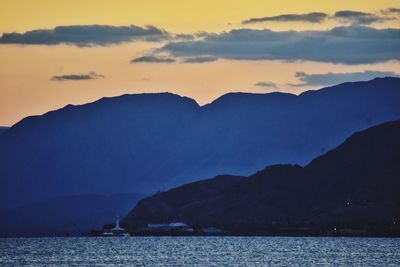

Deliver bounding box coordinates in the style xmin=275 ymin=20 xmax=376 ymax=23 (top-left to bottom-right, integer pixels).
xmin=0 ymin=193 xmax=144 ymax=237
xmin=0 ymin=77 xmax=400 ymax=209
xmin=125 ymin=120 xmax=400 ymax=229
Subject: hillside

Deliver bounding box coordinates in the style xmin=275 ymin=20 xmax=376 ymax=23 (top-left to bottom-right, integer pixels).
xmin=124 ymin=120 xmax=400 ymax=234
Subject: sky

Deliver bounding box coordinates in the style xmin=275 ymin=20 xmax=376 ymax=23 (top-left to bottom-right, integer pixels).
xmin=0 ymin=0 xmax=399 ymax=126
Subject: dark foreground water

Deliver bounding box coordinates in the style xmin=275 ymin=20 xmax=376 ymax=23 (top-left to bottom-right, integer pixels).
xmin=0 ymin=237 xmax=399 ymax=266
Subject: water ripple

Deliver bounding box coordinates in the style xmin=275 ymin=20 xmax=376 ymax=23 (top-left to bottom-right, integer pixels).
xmin=0 ymin=236 xmax=399 ymax=266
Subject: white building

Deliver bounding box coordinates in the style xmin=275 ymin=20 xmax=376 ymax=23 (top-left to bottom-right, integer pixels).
xmin=147 ymin=222 xmax=193 ymax=232
xmin=101 ymin=216 xmax=130 ymax=237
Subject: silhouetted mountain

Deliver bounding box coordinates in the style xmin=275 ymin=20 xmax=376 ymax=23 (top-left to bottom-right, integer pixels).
xmin=0 ymin=127 xmax=8 ymax=135
xmin=1 ymin=78 xmax=400 ymax=208
xmin=0 ymin=193 xmax=144 ymax=237
xmin=125 ymin=120 xmax=400 ymax=232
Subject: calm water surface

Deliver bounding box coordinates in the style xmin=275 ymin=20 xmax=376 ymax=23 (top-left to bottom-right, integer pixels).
xmin=0 ymin=236 xmax=399 ymax=266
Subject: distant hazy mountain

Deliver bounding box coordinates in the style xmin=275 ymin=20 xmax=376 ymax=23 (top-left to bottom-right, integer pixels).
xmin=124 ymin=120 xmax=400 ymax=230
xmin=0 ymin=193 xmax=144 ymax=237
xmin=1 ymin=77 xmax=400 ymax=208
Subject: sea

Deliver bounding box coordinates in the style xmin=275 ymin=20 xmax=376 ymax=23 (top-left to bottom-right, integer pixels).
xmin=0 ymin=236 xmax=399 ymax=266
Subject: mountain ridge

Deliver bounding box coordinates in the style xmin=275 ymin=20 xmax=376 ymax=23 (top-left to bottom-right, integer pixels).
xmin=1 ymin=77 xmax=400 ymax=209
xmin=8 ymin=77 xmax=396 ymax=129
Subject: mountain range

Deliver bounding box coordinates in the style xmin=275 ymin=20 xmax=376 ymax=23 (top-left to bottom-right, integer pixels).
xmin=124 ymin=120 xmax=400 ymax=234
xmin=0 ymin=77 xmax=400 ymax=210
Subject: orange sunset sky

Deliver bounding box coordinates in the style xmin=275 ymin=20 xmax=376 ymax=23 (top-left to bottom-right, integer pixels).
xmin=0 ymin=0 xmax=399 ymax=126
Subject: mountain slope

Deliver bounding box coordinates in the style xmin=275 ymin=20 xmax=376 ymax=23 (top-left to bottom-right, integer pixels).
xmin=1 ymin=78 xmax=400 ymax=208
xmin=0 ymin=127 xmax=8 ymax=135
xmin=124 ymin=120 xmax=400 ymax=230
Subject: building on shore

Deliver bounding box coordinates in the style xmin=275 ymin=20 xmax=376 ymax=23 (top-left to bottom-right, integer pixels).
xmin=146 ymin=222 xmax=194 ymax=233
xmin=101 ymin=216 xmax=130 ymax=237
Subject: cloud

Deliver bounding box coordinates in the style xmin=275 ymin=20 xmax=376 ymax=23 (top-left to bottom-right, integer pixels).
xmin=243 ymin=12 xmax=328 ymax=24
xmin=175 ymin=34 xmax=195 ymax=40
xmin=254 ymin=81 xmax=278 ymax=89
xmin=381 ymin=8 xmax=400 ymax=15
xmin=182 ymin=56 xmax=218 ymax=63
xmin=51 ymin=72 xmax=104 ymax=81
xmin=333 ymin=10 xmax=389 ymax=25
xmin=242 ymin=10 xmax=393 ymax=26
xmin=194 ymin=31 xmax=217 ymax=38
xmin=131 ymin=55 xmax=218 ymax=64
xmin=0 ymin=25 xmax=169 ymax=46
xmin=159 ymin=26 xmax=400 ymax=64
xmin=290 ymin=70 xmax=400 ymax=87
xmin=131 ymin=55 xmax=176 ymax=63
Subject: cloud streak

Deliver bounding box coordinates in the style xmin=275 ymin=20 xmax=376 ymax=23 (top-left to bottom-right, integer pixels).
xmin=160 ymin=26 xmax=400 ymax=64
xmin=51 ymin=72 xmax=104 ymax=81
xmin=0 ymin=25 xmax=169 ymax=46
xmin=333 ymin=10 xmax=389 ymax=25
xmin=131 ymin=55 xmax=176 ymax=63
xmin=182 ymin=56 xmax=218 ymax=63
xmin=290 ymin=70 xmax=400 ymax=87
xmin=243 ymin=12 xmax=328 ymax=24
xmin=243 ymin=10 xmax=394 ymax=26
xmin=381 ymin=8 xmax=400 ymax=15
xmin=254 ymin=81 xmax=278 ymax=89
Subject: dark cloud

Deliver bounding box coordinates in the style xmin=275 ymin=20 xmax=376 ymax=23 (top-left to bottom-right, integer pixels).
xmin=333 ymin=10 xmax=389 ymax=25
xmin=175 ymin=34 xmax=195 ymax=40
xmin=195 ymin=31 xmax=217 ymax=38
xmin=243 ymin=12 xmax=328 ymax=24
xmin=290 ymin=70 xmax=400 ymax=87
xmin=131 ymin=55 xmax=176 ymax=63
xmin=381 ymin=8 xmax=400 ymax=15
xmin=0 ymin=25 xmax=169 ymax=46
xmin=160 ymin=26 xmax=400 ymax=64
xmin=254 ymin=81 xmax=278 ymax=89
xmin=243 ymin=10 xmax=393 ymax=26
xmin=182 ymin=56 xmax=218 ymax=63
xmin=51 ymin=72 xmax=104 ymax=81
